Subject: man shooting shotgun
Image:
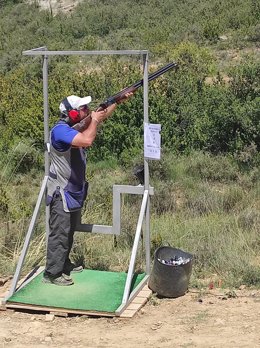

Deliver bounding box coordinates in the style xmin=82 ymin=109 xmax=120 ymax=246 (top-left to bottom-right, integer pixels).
xmin=43 ymin=62 xmax=177 ymax=286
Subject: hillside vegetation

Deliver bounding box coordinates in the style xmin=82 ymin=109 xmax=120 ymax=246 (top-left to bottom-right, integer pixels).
xmin=0 ymin=0 xmax=259 ymax=287
xmin=0 ymin=0 xmax=259 ymax=160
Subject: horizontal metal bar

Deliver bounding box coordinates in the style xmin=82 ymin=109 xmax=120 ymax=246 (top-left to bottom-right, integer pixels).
xmin=113 ymin=184 xmax=154 ymax=195
xmin=76 ymin=224 xmax=113 ymax=234
xmin=23 ymin=46 xmax=47 ymax=53
xmin=22 ymin=50 xmax=148 ymax=56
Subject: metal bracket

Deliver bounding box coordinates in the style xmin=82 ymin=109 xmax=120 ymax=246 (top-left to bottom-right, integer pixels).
xmin=76 ymin=184 xmax=154 ymax=235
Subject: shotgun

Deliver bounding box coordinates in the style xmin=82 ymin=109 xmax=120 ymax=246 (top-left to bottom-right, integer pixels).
xmin=73 ymin=62 xmax=178 ymax=131
xmin=97 ymin=61 xmax=178 ymax=110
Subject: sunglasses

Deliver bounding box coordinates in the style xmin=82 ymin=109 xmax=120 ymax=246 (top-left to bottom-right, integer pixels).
xmin=79 ymin=105 xmax=89 ymax=111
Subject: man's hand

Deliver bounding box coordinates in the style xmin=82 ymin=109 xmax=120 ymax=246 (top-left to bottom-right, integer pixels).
xmin=93 ymin=92 xmax=134 ymax=123
xmin=91 ymin=103 xmax=116 ymax=124
xmin=116 ymin=91 xmax=134 ymax=104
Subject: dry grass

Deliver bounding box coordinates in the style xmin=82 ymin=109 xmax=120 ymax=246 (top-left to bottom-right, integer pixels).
xmin=0 ymin=152 xmax=259 ymax=288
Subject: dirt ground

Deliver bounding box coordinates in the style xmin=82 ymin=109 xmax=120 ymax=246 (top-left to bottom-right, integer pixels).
xmin=0 ymin=280 xmax=259 ymax=348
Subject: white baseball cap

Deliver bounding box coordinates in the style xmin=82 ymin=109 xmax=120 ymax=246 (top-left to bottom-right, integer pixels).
xmin=59 ymin=95 xmax=92 ymax=114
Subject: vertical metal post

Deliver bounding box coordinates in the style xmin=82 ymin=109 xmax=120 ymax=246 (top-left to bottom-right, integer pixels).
xmin=7 ymin=176 xmax=48 ymax=299
xmin=121 ymin=190 xmax=149 ymax=304
xmin=143 ymin=53 xmax=151 ymax=274
xmin=42 ymin=52 xmax=50 ymax=238
xmin=43 ymin=52 xmax=49 ymax=176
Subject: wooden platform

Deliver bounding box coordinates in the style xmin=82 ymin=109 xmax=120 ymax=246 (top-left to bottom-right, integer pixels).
xmin=1 ymin=268 xmax=152 ymax=318
xmin=4 ymin=285 xmax=152 ymax=318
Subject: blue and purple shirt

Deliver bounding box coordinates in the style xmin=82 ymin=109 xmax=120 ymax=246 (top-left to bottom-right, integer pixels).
xmin=46 ymin=121 xmax=88 ymax=212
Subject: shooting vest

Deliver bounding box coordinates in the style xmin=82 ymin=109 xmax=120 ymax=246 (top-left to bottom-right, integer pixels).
xmin=46 ymin=121 xmax=88 ymax=212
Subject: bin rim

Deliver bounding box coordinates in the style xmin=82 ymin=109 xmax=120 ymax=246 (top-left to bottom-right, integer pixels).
xmin=154 ymin=245 xmax=193 ymax=261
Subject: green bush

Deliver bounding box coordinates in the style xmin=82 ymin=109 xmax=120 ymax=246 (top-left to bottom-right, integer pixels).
xmin=186 ymin=152 xmax=239 ymax=182
xmin=1 ymin=140 xmax=43 ymax=177
xmin=203 ymin=20 xmax=220 ymax=42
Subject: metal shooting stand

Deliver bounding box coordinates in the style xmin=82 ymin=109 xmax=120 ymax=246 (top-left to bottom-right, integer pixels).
xmin=5 ymin=48 xmax=153 ymax=315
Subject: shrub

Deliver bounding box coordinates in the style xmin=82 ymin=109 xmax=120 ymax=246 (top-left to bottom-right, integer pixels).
xmin=1 ymin=140 xmax=43 ymax=177
xmin=185 ymin=152 xmax=239 ymax=182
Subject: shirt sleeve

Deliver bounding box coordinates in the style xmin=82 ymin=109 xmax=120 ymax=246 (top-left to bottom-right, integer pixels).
xmin=51 ymin=124 xmax=78 ymax=152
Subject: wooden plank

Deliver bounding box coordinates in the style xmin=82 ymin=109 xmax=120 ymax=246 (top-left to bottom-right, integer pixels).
xmin=131 ymin=297 xmax=146 ymax=304
xmin=5 ymin=302 xmax=116 ymax=317
xmin=137 ymin=291 xmax=151 ymax=298
xmin=136 ymin=285 xmax=152 ymax=298
xmin=124 ymin=303 xmax=142 ymax=311
xmin=49 ymin=311 xmax=68 ymax=318
xmin=120 ymin=285 xmax=152 ymax=318
xmin=119 ymin=309 xmax=136 ymax=318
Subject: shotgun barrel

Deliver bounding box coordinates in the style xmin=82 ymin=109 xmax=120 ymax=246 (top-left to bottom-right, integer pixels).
xmin=98 ymin=62 xmax=178 ymax=109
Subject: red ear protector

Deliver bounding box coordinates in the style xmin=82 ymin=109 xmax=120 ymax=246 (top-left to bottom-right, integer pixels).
xmin=62 ymin=98 xmax=81 ymax=123
xmin=68 ymin=109 xmax=80 ymax=123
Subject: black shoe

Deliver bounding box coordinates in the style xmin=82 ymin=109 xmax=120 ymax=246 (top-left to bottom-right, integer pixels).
xmin=42 ymin=274 xmax=74 ymax=286
xmin=63 ymin=263 xmax=83 ymax=275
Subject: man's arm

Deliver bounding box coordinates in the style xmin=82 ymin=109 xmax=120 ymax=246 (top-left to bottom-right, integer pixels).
xmin=72 ymin=115 xmax=92 ymax=132
xmin=71 ymin=103 xmax=117 ymax=147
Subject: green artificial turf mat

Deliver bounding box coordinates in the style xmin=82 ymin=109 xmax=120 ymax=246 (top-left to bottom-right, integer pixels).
xmin=7 ymin=270 xmax=146 ymax=313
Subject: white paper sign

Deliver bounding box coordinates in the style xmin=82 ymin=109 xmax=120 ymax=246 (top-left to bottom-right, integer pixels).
xmin=144 ymin=123 xmax=161 ymax=160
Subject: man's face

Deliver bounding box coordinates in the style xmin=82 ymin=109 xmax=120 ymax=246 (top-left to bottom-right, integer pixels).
xmin=79 ymin=105 xmax=90 ymax=119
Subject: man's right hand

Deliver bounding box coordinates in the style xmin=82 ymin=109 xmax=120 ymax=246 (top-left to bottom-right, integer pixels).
xmin=71 ymin=103 xmax=118 ymax=148
xmin=92 ymin=102 xmax=118 ymax=124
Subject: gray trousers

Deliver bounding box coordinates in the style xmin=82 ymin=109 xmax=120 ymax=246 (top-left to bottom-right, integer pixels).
xmin=44 ymin=191 xmax=79 ymax=278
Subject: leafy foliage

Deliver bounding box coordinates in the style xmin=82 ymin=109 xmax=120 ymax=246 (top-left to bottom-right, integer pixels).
xmin=0 ymin=0 xmax=259 ymax=163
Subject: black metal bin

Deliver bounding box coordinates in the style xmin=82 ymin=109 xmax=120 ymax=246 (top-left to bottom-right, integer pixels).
xmin=148 ymin=246 xmax=193 ymax=298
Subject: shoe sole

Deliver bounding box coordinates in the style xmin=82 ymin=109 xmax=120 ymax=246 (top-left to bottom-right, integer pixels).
xmin=62 ymin=273 xmax=73 ymax=281
xmin=64 ymin=267 xmax=84 ymax=274
xmin=53 ymin=281 xmax=74 ymax=286
xmin=42 ymin=277 xmax=74 ymax=286
xmin=71 ymin=267 xmax=83 ymax=273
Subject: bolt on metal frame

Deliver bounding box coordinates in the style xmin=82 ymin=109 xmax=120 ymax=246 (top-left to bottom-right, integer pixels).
xmin=6 ymin=48 xmax=153 ymax=314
